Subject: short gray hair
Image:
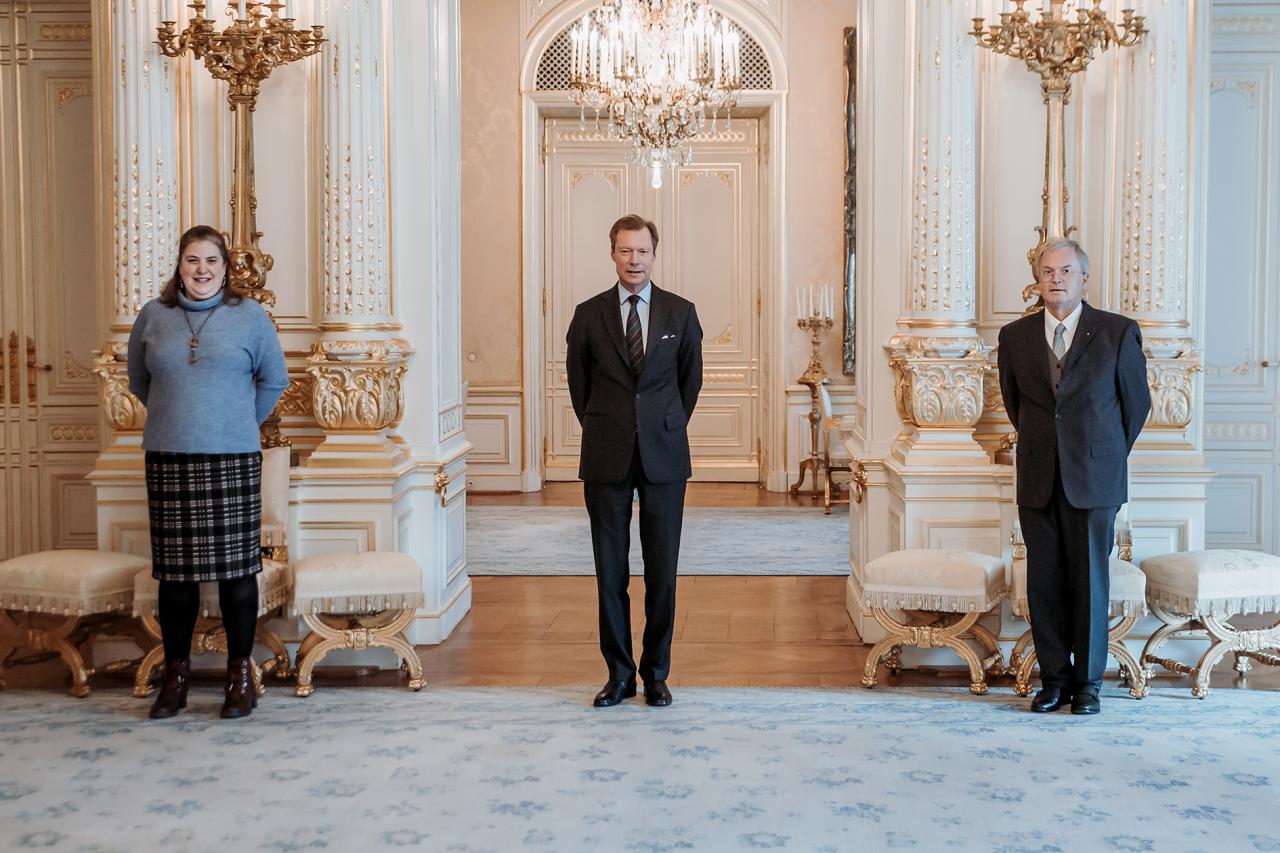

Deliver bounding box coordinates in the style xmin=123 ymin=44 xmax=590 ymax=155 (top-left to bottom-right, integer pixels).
xmin=1035 ymin=238 xmax=1089 ymax=275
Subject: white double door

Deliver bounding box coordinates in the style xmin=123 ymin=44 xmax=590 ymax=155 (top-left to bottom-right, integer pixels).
xmin=0 ymin=2 xmax=101 ymax=559
xmin=542 ymin=117 xmax=761 ymax=482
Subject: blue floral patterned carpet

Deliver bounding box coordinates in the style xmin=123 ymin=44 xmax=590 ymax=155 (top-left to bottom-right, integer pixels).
xmin=467 ymin=506 xmax=849 ymax=575
xmin=0 ymin=686 xmax=1277 ymax=852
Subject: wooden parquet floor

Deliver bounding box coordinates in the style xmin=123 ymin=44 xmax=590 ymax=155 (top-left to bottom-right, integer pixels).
xmin=7 ymin=485 xmax=1277 ymax=694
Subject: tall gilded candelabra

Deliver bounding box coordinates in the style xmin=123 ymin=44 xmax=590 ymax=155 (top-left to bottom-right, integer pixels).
xmin=789 ymin=287 xmax=836 ymax=501
xmin=157 ymin=1 xmax=325 ymax=307
xmin=972 ymin=0 xmax=1145 ymax=304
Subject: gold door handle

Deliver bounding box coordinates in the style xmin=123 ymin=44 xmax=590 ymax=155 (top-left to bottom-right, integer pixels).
xmin=26 ymin=336 xmax=52 ymax=403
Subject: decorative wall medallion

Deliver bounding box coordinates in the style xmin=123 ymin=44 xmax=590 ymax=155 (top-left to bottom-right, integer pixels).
xmin=40 ymin=23 xmax=91 ymax=41
xmin=50 ymin=425 xmax=98 ymax=442
xmin=55 ymin=83 xmax=91 ymax=108
xmin=62 ymin=352 xmax=92 ymax=381
xmin=1212 ymin=16 xmax=1277 ymax=33
xmin=570 ymin=169 xmax=621 ymax=189
xmin=1205 ymin=422 xmax=1268 ymax=442
xmin=439 ymin=404 xmax=464 ymax=439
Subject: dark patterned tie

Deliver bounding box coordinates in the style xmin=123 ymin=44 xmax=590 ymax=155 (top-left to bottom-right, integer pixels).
xmin=626 ymin=293 xmax=644 ymax=374
xmin=624 ymin=292 xmax=645 ymax=371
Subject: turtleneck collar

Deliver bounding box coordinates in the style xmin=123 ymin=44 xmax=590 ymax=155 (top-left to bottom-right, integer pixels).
xmin=177 ymin=287 xmax=226 ymax=312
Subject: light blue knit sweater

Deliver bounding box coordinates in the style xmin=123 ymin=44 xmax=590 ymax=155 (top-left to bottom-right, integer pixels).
xmin=127 ymin=290 xmax=288 ymax=453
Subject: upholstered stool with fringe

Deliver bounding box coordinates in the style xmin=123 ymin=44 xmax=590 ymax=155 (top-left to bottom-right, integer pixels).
xmin=859 ymin=549 xmax=1006 ymax=695
xmin=130 ymin=557 xmax=294 ymax=698
xmin=0 ymin=549 xmax=151 ymax=697
xmin=1008 ymin=550 xmax=1149 ymax=699
xmin=1139 ymin=549 xmax=1280 ymax=698
xmin=291 ymin=551 xmax=425 ymax=697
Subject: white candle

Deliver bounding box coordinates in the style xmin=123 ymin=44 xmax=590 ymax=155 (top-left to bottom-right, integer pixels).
xmin=795 ymin=289 xmax=802 ymax=319
xmin=239 ymin=0 xmax=246 ymax=19
xmin=806 ymin=287 xmax=813 ymax=319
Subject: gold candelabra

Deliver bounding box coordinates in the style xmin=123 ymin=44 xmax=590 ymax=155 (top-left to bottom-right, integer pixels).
xmin=790 ymin=287 xmax=835 ymax=500
xmin=972 ymin=0 xmax=1145 ymax=303
xmin=157 ymin=1 xmax=325 ymax=307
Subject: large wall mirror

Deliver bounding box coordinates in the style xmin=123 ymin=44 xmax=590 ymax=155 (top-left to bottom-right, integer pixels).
xmin=842 ymin=27 xmax=856 ymax=376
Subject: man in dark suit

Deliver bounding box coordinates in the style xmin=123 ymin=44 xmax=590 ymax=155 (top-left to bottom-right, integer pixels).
xmin=997 ymin=238 xmax=1150 ymax=716
xmin=566 ymin=214 xmax=703 ymax=708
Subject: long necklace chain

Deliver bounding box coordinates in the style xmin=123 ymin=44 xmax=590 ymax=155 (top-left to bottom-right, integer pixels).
xmin=182 ymin=303 xmax=222 ymax=365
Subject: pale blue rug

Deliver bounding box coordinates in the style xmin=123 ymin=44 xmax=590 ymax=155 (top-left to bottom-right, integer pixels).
xmin=467 ymin=506 xmax=849 ymax=575
xmin=1 ymin=687 xmax=1277 ymax=851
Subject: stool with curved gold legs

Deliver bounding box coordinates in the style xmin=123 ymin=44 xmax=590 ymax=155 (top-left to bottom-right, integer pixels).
xmin=131 ymin=557 xmax=293 ymax=699
xmin=290 ymin=551 xmax=426 ymax=697
xmin=293 ymin=609 xmax=424 ymax=697
xmin=0 ymin=550 xmax=151 ymax=698
xmin=1138 ymin=549 xmax=1280 ymax=699
xmin=861 ymin=607 xmax=1004 ymax=695
xmin=858 ymin=549 xmax=1007 ymax=696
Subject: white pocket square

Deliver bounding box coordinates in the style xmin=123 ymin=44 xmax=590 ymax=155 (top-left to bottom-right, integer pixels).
xmin=660 ymin=333 xmax=677 ymax=340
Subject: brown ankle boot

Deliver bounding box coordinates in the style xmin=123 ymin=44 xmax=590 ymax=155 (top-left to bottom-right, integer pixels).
xmin=220 ymin=657 xmax=257 ymax=719
xmin=149 ymin=658 xmax=190 ymax=719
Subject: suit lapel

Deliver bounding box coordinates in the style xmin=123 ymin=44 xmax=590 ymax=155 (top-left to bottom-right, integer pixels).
xmin=643 ymin=285 xmax=671 ymax=375
xmin=1063 ymin=302 xmax=1101 ymax=373
xmin=600 ymin=287 xmax=631 ymax=370
xmin=1028 ymin=311 xmax=1054 ymax=398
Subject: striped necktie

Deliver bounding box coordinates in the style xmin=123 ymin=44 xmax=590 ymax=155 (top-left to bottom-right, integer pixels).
xmin=626 ymin=294 xmax=644 ymax=374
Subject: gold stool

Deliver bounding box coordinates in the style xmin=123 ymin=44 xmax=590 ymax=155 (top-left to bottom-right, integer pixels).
xmin=0 ymin=550 xmax=151 ymax=697
xmin=1139 ymin=549 xmax=1280 ymax=699
xmin=130 ymin=558 xmax=294 ymax=698
xmin=859 ymin=549 xmax=1006 ymax=695
xmin=291 ymin=551 xmax=426 ymax=697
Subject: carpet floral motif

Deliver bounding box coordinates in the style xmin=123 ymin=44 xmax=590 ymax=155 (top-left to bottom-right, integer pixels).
xmin=0 ymin=687 xmax=1277 ymax=851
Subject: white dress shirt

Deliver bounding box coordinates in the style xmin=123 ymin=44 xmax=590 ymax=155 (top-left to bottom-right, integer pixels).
xmin=1043 ymin=302 xmax=1083 ymax=354
xmin=618 ymin=281 xmax=652 ymax=353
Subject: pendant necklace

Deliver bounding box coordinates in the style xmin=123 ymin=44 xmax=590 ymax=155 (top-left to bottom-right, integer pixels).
xmin=182 ymin=303 xmax=222 ymax=364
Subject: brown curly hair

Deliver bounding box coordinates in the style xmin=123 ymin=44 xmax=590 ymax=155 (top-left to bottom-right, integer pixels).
xmin=158 ymin=225 xmax=247 ymax=306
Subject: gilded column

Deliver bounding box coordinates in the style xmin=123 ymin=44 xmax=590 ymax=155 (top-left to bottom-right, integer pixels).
xmin=886 ymin=0 xmax=987 ymax=464
xmin=307 ymin=0 xmax=412 ymax=466
xmin=94 ymin=0 xmax=180 ymax=464
xmin=1114 ymin=0 xmax=1200 ymax=443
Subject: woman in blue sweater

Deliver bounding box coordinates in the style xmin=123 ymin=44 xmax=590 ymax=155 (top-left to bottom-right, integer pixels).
xmin=128 ymin=225 xmax=288 ymax=720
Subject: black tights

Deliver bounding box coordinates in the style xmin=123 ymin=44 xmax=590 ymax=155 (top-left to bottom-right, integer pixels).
xmin=157 ymin=576 xmax=259 ymax=661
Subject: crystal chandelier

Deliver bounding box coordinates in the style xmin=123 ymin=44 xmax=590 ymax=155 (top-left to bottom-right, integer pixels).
xmin=569 ymin=0 xmax=742 ymax=188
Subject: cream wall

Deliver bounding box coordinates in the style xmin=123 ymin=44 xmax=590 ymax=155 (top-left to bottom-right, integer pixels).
xmin=461 ymin=0 xmax=524 ymax=388
xmin=460 ymin=0 xmax=858 ymax=488
xmin=784 ymin=0 xmax=854 ymax=385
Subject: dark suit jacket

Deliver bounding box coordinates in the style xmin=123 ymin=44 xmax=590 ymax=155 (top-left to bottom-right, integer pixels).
xmin=998 ymin=302 xmax=1151 ymax=509
xmin=566 ymin=284 xmax=703 ymax=484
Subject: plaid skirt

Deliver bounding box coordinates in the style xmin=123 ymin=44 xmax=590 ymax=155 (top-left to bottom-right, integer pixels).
xmin=145 ymin=451 xmax=263 ymax=582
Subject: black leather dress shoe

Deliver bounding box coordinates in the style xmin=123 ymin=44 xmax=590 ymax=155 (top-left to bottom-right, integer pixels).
xmin=643 ymin=680 xmax=672 ymax=707
xmin=1030 ymin=686 xmax=1072 ymax=713
xmin=1071 ymin=687 xmax=1101 ymax=715
xmin=592 ymin=679 xmax=637 ymax=707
